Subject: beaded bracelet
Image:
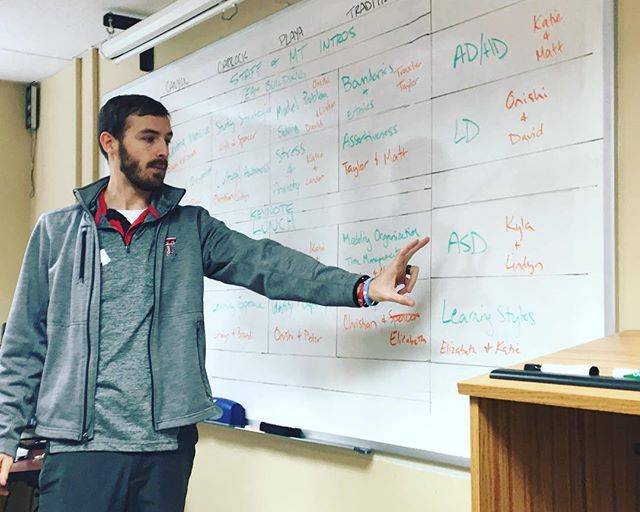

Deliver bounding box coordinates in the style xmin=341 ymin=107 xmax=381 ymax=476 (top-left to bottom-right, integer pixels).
xmin=363 ymin=277 xmax=379 ymax=307
xmin=358 ymin=281 xmax=367 ymax=307
xmin=353 ymin=275 xmax=370 ymax=307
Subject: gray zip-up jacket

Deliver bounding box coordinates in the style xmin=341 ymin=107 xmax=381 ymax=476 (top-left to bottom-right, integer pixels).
xmin=0 ymin=177 xmax=362 ymax=456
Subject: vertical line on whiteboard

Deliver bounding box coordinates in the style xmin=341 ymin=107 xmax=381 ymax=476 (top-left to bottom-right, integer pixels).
xmin=337 ymin=67 xmax=342 ymax=192
xmin=335 ymin=224 xmax=340 ymax=358
xmin=428 ymin=3 xmax=434 ymax=415
xmin=336 ymin=66 xmax=342 ymax=359
xmin=334 ymin=305 xmax=339 ymax=358
xmin=268 ymin=90 xmax=273 ymax=206
xmin=602 ymin=0 xmax=616 ymax=334
xmin=267 ymin=90 xmax=273 ymax=354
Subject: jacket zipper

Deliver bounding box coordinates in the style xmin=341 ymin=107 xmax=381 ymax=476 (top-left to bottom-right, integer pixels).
xmin=79 ymin=228 xmax=87 ymax=282
xmin=81 ymin=225 xmax=95 ymax=442
xmin=125 ymin=224 xmax=146 ymax=254
xmin=147 ymin=221 xmax=164 ymax=430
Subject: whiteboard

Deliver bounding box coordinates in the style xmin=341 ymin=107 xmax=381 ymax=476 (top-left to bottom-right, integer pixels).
xmin=103 ymin=0 xmax=614 ymax=462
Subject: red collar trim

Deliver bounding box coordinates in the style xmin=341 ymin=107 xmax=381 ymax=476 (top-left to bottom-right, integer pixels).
xmin=147 ymin=203 xmax=160 ymax=219
xmin=93 ymin=188 xmax=108 ymax=225
xmin=94 ymin=188 xmax=160 ymax=225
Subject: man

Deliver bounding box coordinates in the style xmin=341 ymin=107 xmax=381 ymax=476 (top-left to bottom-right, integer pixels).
xmin=0 ymin=95 xmax=428 ymax=511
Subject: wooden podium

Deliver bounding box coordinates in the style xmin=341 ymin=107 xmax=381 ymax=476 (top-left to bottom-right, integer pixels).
xmin=458 ymin=331 xmax=640 ymax=512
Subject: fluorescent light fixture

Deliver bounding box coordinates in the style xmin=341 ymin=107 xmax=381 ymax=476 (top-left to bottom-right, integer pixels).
xmin=101 ymin=0 xmax=245 ymax=63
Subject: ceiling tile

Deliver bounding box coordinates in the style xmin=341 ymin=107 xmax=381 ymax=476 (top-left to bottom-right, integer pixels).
xmin=0 ymin=0 xmax=175 ymax=81
xmin=0 ymin=49 xmax=69 ymax=83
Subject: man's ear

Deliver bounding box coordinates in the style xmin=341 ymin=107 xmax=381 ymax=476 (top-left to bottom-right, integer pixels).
xmin=99 ymin=131 xmax=118 ymax=158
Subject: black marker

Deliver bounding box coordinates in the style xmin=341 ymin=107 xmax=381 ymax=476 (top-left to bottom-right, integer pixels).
xmin=259 ymin=422 xmax=303 ymax=438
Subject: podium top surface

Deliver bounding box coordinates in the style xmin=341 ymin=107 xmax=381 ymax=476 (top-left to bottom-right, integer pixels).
xmin=458 ymin=331 xmax=640 ymax=415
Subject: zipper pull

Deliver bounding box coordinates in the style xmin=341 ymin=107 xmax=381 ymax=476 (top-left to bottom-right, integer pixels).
xmin=126 ymin=244 xmax=130 ymax=254
xmin=79 ymin=228 xmax=87 ymax=282
xmin=81 ymin=432 xmax=89 ymax=443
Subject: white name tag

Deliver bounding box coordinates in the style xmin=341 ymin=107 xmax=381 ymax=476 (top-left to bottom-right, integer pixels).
xmin=100 ymin=249 xmax=111 ymax=266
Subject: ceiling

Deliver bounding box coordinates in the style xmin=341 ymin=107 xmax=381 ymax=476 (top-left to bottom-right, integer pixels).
xmin=0 ymin=0 xmax=176 ymax=83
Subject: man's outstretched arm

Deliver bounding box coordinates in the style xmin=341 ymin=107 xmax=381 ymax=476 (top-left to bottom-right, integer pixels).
xmin=197 ymin=208 xmax=428 ymax=307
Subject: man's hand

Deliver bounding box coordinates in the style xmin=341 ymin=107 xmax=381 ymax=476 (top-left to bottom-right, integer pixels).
xmin=367 ymin=237 xmax=430 ymax=307
xmin=0 ymin=453 xmax=13 ymax=496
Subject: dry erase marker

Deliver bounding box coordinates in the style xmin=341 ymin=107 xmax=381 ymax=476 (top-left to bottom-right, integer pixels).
xmin=259 ymin=421 xmax=304 ymax=438
xmin=524 ymin=363 xmax=599 ymax=376
xmin=612 ymin=368 xmax=640 ymax=381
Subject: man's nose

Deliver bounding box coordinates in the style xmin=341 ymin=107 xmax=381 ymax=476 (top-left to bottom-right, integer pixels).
xmin=156 ymin=139 xmax=169 ymax=159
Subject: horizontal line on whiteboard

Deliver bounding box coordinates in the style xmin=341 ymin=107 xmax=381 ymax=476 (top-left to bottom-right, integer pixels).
xmin=183 ymin=139 xmax=604 ymax=212
xmin=215 ymin=190 xmax=431 ymax=221
xmin=428 ymin=360 xmax=497 ymax=370
xmin=431 ymin=273 xmax=590 ymax=280
xmin=184 ymin=142 xmax=271 ymax=163
xmin=267 ymin=213 xmax=431 ymax=235
xmin=334 ymin=354 xmax=429 ymax=364
xmin=430 ymin=0 xmax=525 ymax=35
xmin=432 ymin=184 xmax=599 ymax=211
xmin=253 ymin=201 xmax=429 ymax=228
xmin=272 ymin=98 xmax=429 ymax=145
xmin=164 ymin=8 xmax=430 ymax=101
xmin=218 ymin=201 xmax=431 ymax=226
xmin=209 ymin=347 xmax=431 ymax=364
xmin=430 ymin=51 xmax=595 ymax=101
xmin=210 ymin=375 xmax=429 ymax=402
xmin=285 ymin=183 xmax=429 ymax=213
xmin=339 ymin=97 xmax=431 ymax=128
xmin=195 ymin=99 xmax=431 ymax=166
xmin=214 ymin=178 xmax=431 ymax=220
xmin=171 ymin=88 xmax=431 ymax=137
xmin=167 ymin=15 xmax=431 ymax=120
xmin=431 ymin=138 xmax=604 ymax=175
xmin=171 ymin=74 xmax=430 ymax=135
xmin=279 ymin=184 xmax=429 ymax=213
xmin=177 ymin=94 xmax=431 ymax=165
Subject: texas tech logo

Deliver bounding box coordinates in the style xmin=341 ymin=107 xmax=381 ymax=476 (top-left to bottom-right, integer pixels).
xmin=165 ymin=237 xmax=177 ymax=256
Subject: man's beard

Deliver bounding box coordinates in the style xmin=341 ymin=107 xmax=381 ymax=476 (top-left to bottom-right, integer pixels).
xmin=118 ymin=143 xmax=167 ymax=192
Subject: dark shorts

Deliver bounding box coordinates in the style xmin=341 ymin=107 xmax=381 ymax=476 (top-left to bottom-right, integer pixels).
xmin=38 ymin=425 xmax=198 ymax=512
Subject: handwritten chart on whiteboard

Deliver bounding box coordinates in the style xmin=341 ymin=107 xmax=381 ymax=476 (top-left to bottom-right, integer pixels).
xmin=104 ymin=0 xmax=612 ymax=459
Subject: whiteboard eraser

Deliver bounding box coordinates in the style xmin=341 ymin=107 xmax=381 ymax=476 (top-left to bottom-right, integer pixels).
xmin=208 ymin=397 xmax=247 ymax=427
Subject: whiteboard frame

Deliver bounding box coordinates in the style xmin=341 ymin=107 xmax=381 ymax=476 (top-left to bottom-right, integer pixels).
xmin=603 ymin=0 xmax=617 ymax=335
xmin=102 ymin=0 xmax=617 ymax=465
xmin=204 ymin=419 xmax=471 ymax=467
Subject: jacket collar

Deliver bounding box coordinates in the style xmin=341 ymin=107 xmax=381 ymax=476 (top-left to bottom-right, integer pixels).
xmin=93 ymin=187 xmax=159 ymax=226
xmin=73 ymin=176 xmax=186 ymax=219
